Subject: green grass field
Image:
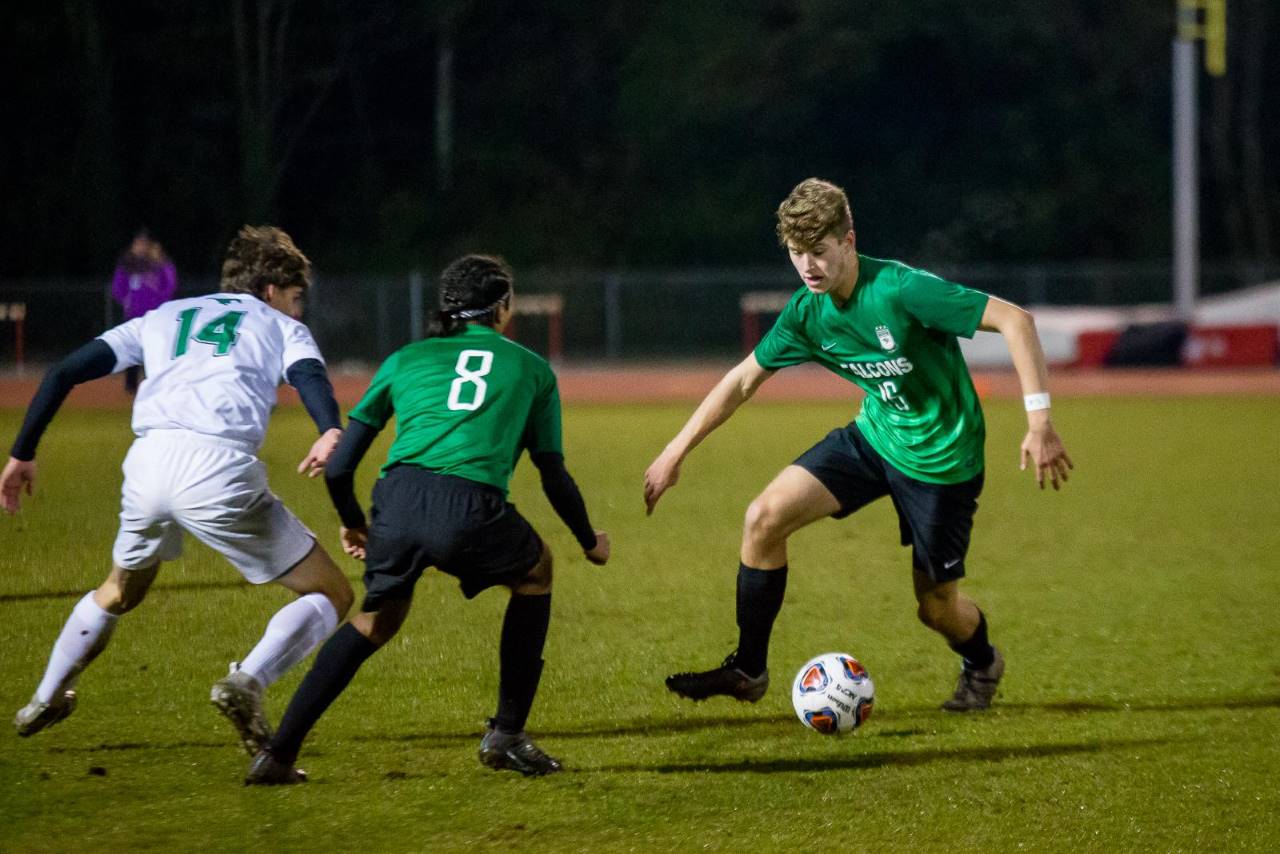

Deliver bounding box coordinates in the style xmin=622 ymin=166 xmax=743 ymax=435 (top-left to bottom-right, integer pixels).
xmin=2 ymin=396 xmax=1278 ymax=852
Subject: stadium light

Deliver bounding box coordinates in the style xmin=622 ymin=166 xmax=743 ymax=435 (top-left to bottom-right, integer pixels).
xmin=1181 ymin=0 xmax=1227 ymax=77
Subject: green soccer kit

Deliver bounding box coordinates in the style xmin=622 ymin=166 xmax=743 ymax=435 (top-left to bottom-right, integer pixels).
xmin=754 ymin=255 xmax=990 ymax=484
xmin=349 ymin=325 xmax=562 ymax=493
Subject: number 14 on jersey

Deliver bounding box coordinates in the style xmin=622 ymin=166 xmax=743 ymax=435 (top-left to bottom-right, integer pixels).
xmin=173 ymin=308 xmax=246 ymax=358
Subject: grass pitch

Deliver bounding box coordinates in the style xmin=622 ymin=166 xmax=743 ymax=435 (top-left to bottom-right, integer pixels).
xmin=1 ymin=395 xmax=1278 ymax=852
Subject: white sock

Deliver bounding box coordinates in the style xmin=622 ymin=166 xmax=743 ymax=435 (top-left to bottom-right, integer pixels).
xmin=35 ymin=592 xmax=119 ymax=703
xmin=238 ymin=593 xmax=340 ymax=689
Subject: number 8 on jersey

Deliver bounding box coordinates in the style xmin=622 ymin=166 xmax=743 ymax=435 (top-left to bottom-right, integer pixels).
xmin=447 ymin=349 xmax=494 ymax=411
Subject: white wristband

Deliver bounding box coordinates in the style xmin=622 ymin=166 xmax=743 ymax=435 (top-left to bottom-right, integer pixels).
xmin=1024 ymin=392 xmax=1051 ymax=412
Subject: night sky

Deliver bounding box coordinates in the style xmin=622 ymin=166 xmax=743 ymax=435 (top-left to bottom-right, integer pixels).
xmin=3 ymin=1 xmax=1276 ymax=278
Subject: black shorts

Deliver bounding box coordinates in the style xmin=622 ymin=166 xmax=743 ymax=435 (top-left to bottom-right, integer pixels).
xmin=793 ymin=422 xmax=984 ymax=582
xmin=361 ymin=465 xmax=544 ymax=610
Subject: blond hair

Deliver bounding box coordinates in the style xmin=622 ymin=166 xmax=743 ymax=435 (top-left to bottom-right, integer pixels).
xmin=775 ymin=178 xmax=854 ymax=250
xmin=220 ymin=225 xmax=313 ymax=296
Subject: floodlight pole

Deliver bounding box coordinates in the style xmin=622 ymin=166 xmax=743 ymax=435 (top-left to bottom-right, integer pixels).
xmin=1172 ymin=33 xmax=1198 ymax=320
xmin=1172 ymin=0 xmax=1226 ymax=321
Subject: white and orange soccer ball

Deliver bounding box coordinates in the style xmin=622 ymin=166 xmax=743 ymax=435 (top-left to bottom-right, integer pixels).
xmin=791 ymin=652 xmax=875 ymax=734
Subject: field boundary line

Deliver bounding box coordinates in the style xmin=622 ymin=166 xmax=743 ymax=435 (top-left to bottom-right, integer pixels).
xmin=2 ymin=365 xmax=1277 ymax=410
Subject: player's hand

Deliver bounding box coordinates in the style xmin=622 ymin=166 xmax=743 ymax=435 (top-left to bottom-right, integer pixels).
xmin=298 ymin=428 xmax=343 ymax=478
xmin=584 ymin=530 xmax=610 ymax=565
xmin=1020 ymin=421 xmax=1073 ymax=490
xmin=1 ymin=457 xmax=36 ymax=515
xmin=339 ymin=525 xmax=368 ymax=560
xmin=643 ymin=451 xmax=682 ymax=515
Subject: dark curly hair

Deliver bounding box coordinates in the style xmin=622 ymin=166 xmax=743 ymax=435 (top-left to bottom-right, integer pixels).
xmin=427 ymin=254 xmax=513 ymax=338
xmin=219 ymin=225 xmax=313 ymax=297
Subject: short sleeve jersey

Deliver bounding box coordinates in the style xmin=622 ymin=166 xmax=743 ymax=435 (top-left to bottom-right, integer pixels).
xmin=348 ymin=324 xmax=562 ymax=493
xmin=755 ymin=255 xmax=989 ymax=483
xmin=96 ymin=293 xmax=323 ymax=451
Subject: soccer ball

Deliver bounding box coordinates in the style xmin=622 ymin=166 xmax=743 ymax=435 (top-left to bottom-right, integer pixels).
xmin=791 ymin=652 xmax=875 ymax=734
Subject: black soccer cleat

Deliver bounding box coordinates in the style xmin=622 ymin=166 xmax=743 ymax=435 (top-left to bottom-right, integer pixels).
xmin=244 ymin=749 xmax=308 ymax=786
xmin=478 ymin=722 xmax=563 ymax=777
xmin=942 ymin=647 xmax=1005 ymax=712
xmin=665 ymin=652 xmax=769 ymax=703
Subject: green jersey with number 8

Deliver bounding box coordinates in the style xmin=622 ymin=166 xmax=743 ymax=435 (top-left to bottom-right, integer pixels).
xmin=754 ymin=255 xmax=989 ymax=484
xmin=349 ymin=324 xmax=562 ymax=493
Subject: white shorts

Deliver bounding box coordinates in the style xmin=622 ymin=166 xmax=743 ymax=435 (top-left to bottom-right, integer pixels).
xmin=112 ymin=431 xmax=316 ymax=584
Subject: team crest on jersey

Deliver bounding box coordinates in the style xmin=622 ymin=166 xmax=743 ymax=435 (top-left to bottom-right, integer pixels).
xmin=875 ymin=325 xmax=895 ymax=351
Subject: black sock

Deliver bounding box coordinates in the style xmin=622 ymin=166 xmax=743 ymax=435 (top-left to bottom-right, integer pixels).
xmin=949 ymin=611 xmax=995 ymax=671
xmin=270 ymin=623 xmax=378 ymax=765
xmin=734 ymin=564 xmax=787 ymax=677
xmin=493 ymin=592 xmax=551 ymax=734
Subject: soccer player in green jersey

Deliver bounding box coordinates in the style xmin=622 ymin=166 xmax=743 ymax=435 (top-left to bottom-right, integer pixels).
xmin=246 ymin=255 xmax=610 ymax=783
xmin=644 ymin=178 xmax=1072 ymax=711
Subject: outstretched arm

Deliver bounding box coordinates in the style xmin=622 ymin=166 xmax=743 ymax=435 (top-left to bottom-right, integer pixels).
xmin=643 ymin=353 xmax=774 ymax=514
xmin=979 ymin=297 xmax=1074 ymax=490
xmin=323 ymin=418 xmax=380 ymax=558
xmin=285 ymin=358 xmax=343 ymax=477
xmin=531 ymin=452 xmax=609 ymax=565
xmin=3 ymin=340 xmax=118 ymax=514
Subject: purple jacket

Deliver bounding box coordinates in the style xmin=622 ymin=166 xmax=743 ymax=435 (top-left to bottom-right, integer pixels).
xmin=111 ymin=256 xmax=178 ymax=319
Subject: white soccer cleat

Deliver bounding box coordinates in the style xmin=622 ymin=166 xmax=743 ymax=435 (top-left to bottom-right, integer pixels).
xmin=211 ymin=663 xmax=272 ymax=756
xmin=14 ymin=690 xmax=78 ymax=737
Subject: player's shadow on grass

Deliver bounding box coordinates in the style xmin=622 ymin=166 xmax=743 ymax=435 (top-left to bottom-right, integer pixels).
xmin=353 ymin=713 xmax=805 ymax=746
xmin=0 ymin=580 xmax=254 ymax=604
xmin=46 ymin=739 xmax=231 ymax=754
xmin=594 ymin=736 xmax=1173 ymax=775
xmin=928 ymin=695 xmax=1280 ymax=716
xmin=350 ymin=691 xmax=1280 ymax=748
xmin=51 ymin=694 xmax=1280 ymax=756
xmin=1055 ymin=695 xmax=1280 ymax=713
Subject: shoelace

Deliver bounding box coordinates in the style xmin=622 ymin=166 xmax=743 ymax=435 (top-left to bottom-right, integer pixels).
xmin=957 ymin=669 xmax=995 ymax=695
xmin=514 ymin=739 xmax=552 ymax=760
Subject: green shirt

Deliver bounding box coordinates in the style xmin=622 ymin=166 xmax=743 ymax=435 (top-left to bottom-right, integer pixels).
xmin=349 ymin=325 xmax=562 ymax=493
xmin=754 ymin=255 xmax=989 ymax=484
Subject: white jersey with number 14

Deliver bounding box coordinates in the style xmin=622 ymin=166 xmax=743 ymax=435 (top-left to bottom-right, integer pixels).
xmin=96 ymin=293 xmax=324 ymax=451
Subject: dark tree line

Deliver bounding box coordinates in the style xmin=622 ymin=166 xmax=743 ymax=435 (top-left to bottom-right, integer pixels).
xmin=2 ymin=1 xmax=1276 ymax=278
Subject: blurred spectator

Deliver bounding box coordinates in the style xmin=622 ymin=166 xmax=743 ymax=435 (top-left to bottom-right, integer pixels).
xmin=111 ymin=230 xmax=177 ymax=393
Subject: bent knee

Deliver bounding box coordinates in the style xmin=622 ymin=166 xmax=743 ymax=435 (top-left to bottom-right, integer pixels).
xmin=916 ymin=601 xmax=945 ymax=630
xmin=291 ymin=546 xmax=355 ymax=617
xmin=352 ymin=603 xmax=406 ymax=647
xmin=327 ymin=579 xmax=355 ymax=620
xmin=322 ymin=568 xmax=355 ymax=618
xmin=306 ymin=566 xmax=354 ymax=620
xmin=743 ymin=495 xmax=787 ymax=543
xmin=916 ymin=591 xmax=958 ymax=630
xmin=96 ymin=576 xmax=148 ymax=614
xmin=513 ymin=547 xmax=553 ymax=595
